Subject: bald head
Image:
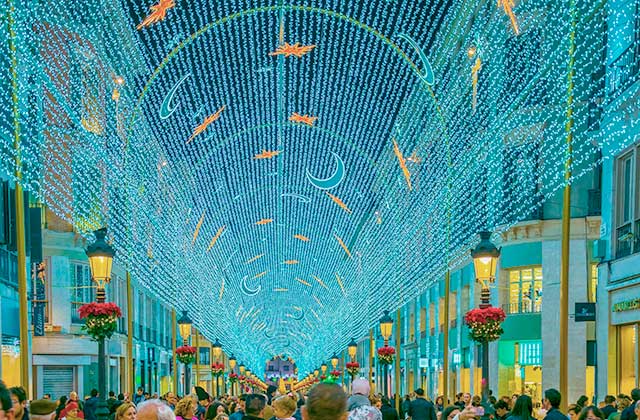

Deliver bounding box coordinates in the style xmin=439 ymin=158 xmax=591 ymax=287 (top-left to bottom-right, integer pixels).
xmin=302 ymin=384 xmax=348 ymax=420
xmin=137 ymin=400 xmax=175 ymax=420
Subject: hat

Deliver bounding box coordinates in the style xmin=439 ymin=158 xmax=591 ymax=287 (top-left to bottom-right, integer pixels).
xmin=415 ymin=389 xmax=425 ymax=396
xmin=351 ymin=378 xmax=370 ymax=396
xmin=30 ymin=399 xmax=58 ymax=415
xmin=195 ymin=386 xmax=210 ymax=402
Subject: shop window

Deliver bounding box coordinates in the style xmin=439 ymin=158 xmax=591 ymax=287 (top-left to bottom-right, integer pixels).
xmin=615 ymin=147 xmax=640 ymax=258
xmin=409 ymin=312 xmax=415 ymax=342
xmin=618 ymin=324 xmax=639 ymax=392
xmin=461 ymin=285 xmax=470 ymax=314
xmin=589 ymin=263 xmax=598 ymax=303
xmin=449 ymin=291 xmax=457 ymax=328
xmin=429 ymin=303 xmax=435 ymax=335
xmin=507 ymin=267 xmax=542 ymax=314
xmin=420 ymin=307 xmax=426 ymax=337
xmin=438 ymin=298 xmax=444 ymax=332
xmin=70 ymin=262 xmax=93 ymax=323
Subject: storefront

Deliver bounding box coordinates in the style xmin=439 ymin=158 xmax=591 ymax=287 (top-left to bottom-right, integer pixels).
xmin=497 ymin=340 xmax=542 ymax=401
xmin=609 ymin=286 xmax=640 ymax=393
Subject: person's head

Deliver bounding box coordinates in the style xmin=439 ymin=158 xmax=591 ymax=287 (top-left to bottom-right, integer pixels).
xmin=245 ymin=395 xmax=266 ymax=418
xmin=618 ymin=398 xmax=631 ymax=412
xmin=567 ymin=405 xmax=580 ymax=420
xmin=436 ymin=396 xmax=445 ymax=406
xmin=578 ymin=406 xmax=604 ymax=420
xmin=577 ymin=397 xmax=589 ymax=408
xmin=415 ymin=389 xmax=425 ymax=399
xmin=543 ymin=389 xmax=561 ymax=410
xmin=512 ymin=395 xmax=533 ymax=419
xmin=115 ymin=403 xmax=136 ymax=420
xmin=195 ymin=388 xmax=210 ymax=407
xmin=463 ymin=394 xmax=471 ymax=405
xmin=369 ymin=397 xmax=381 ymax=410
xmin=237 ymin=395 xmax=248 ymax=413
xmin=175 ymin=397 xmax=196 ymax=420
xmin=441 ymin=407 xmax=460 ymax=420
xmin=119 ymin=394 xmax=126 ymax=402
xmin=109 ymin=392 xmax=116 ymax=399
xmin=494 ymin=400 xmax=509 ymax=418
xmin=90 ymin=389 xmax=98 ymax=398
xmin=9 ymin=388 xmax=26 ymax=420
xmin=213 ymin=414 xmax=228 ymax=420
xmin=69 ymin=392 xmax=78 ymax=402
xmin=351 ymin=379 xmax=370 ymax=397
xmin=44 ymin=395 xmax=52 ymax=400
xmin=635 ymin=401 xmax=640 ymax=420
xmin=205 ymin=403 xmax=228 ymax=420
xmin=29 ymin=399 xmax=58 ymax=420
xmin=471 ymin=396 xmax=481 ymax=407
xmin=0 ymin=381 xmax=13 ymax=420
xmin=631 ymin=390 xmax=640 ymax=402
xmin=302 ymin=384 xmax=347 ymax=420
xmin=273 ymin=395 xmax=297 ymax=419
xmin=456 ymin=394 xmax=463 ymax=402
xmin=603 ymin=396 xmax=615 ymax=406
xmin=137 ymin=399 xmax=176 ymax=420
xmin=65 ymin=403 xmax=80 ymax=419
xmin=137 ymin=388 xmax=144 ymax=396
xmin=405 ymin=395 xmax=411 ymax=401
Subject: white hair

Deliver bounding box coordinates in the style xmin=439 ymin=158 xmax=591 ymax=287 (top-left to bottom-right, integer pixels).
xmin=137 ymin=399 xmax=176 ymax=420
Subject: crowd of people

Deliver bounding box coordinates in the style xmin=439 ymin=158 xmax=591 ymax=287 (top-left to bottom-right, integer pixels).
xmin=1 ymin=378 xmax=639 ymax=420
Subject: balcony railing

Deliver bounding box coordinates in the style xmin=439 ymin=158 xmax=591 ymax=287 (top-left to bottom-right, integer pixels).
xmin=607 ymin=41 xmax=640 ymax=102
xmin=502 ymin=301 xmax=542 ymax=315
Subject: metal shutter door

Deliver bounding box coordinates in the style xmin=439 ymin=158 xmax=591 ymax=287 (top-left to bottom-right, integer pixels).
xmin=43 ymin=367 xmax=74 ymax=400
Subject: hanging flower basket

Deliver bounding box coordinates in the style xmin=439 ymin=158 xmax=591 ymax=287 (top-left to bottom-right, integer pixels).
xmin=176 ymin=345 xmax=197 ymax=364
xmin=211 ymin=362 xmax=225 ymax=377
xmin=78 ymin=302 xmax=122 ymax=341
xmin=229 ymin=372 xmax=238 ymax=383
xmin=346 ymin=361 xmax=360 ymax=377
xmin=377 ymin=346 xmax=396 ymax=365
xmin=330 ymin=369 xmax=342 ymax=380
xmin=319 ymin=374 xmax=327 ymax=381
xmin=463 ymin=306 xmax=506 ymax=343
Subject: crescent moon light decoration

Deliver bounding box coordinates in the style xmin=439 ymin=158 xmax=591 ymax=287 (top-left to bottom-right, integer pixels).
xmin=241 ymin=275 xmax=261 ymax=296
xmin=306 ymin=152 xmax=345 ymax=190
xmin=159 ymin=73 xmax=191 ymax=119
xmin=281 ymin=193 xmax=312 ymax=203
xmin=397 ymin=33 xmax=435 ymax=86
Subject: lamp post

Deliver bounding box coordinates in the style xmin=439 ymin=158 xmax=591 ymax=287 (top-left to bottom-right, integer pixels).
xmin=331 ymin=353 xmax=339 ymax=369
xmin=229 ymin=354 xmax=237 ymax=396
xmin=348 ymin=338 xmax=358 ymax=386
xmin=379 ymin=310 xmax=393 ymax=397
xmin=320 ymin=362 xmax=327 ymax=376
xmin=471 ymin=231 xmax=500 ymax=403
xmin=86 ymin=228 xmax=114 ymax=420
xmin=177 ymin=310 xmax=193 ymax=394
xmin=212 ymin=338 xmax=222 ymax=397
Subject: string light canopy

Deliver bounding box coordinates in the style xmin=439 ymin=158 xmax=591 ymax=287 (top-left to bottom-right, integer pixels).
xmin=0 ymin=0 xmax=624 ymax=372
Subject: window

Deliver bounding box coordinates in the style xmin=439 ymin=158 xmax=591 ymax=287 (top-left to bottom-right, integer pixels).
xmin=429 ymin=303 xmax=435 ymax=335
xmin=438 ymin=298 xmax=444 ymax=332
xmin=461 ymin=285 xmax=470 ymax=314
xmin=409 ymin=311 xmax=415 ymax=342
xmin=199 ymin=347 xmax=210 ymax=365
xmin=507 ymin=267 xmax=542 ymax=314
xmin=70 ymin=262 xmax=93 ymax=323
xmin=449 ymin=291 xmax=457 ymax=328
xmin=283 ymin=365 xmax=290 ymax=371
xmin=615 ymin=147 xmax=640 ymax=258
xmin=420 ymin=307 xmax=426 ymax=336
xmin=589 ymin=263 xmax=598 ymax=303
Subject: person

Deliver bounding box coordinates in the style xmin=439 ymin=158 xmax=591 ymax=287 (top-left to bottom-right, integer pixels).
xmin=10 ymin=387 xmax=28 ymax=420
xmin=434 ymin=398 xmax=444 ymax=414
xmin=0 ymin=381 xmax=13 ymax=420
xmin=568 ymin=405 xmax=581 ymax=420
xmin=621 ymin=391 xmax=640 ymax=420
xmin=242 ymin=395 xmax=266 ymax=420
xmin=206 ymin=403 xmax=229 ymax=420
xmin=440 ymin=407 xmax=459 ymax=420
xmin=44 ymin=396 xmax=52 ymax=401
xmin=176 ymin=398 xmax=198 ymax=420
xmin=301 ymin=383 xmax=347 ymax=420
xmin=114 ymin=403 xmax=136 ymax=420
xmin=508 ymin=396 xmax=533 ymax=420
xmin=462 ymin=396 xmax=471 ymax=410
xmin=195 ymin=388 xmax=211 ymax=420
xmin=164 ymin=394 xmax=178 ymax=411
xmin=55 ymin=398 xmax=68 ymax=420
xmin=402 ymin=397 xmax=412 ymax=420
xmin=602 ymin=397 xmax=617 ymax=420
xmin=266 ymin=387 xmax=278 ymax=406
xmin=347 ymin=379 xmax=381 ymax=420
xmin=61 ymin=404 xmax=82 ymax=420
xmin=30 ymin=399 xmax=58 ymax=420
xmin=133 ymin=390 xmax=145 ymax=407
xmin=370 ymin=399 xmax=382 ymax=411
xmin=84 ymin=390 xmax=99 ymax=420
xmin=577 ymin=399 xmax=590 ymax=412
xmin=453 ymin=396 xmax=465 ymax=411
xmin=493 ymin=400 xmax=510 ymax=420
xmin=229 ymin=396 xmax=246 ymax=420
xmin=578 ymin=406 xmax=604 ymax=420
xmin=407 ymin=389 xmax=436 ymax=420
xmin=380 ymin=398 xmax=398 ymax=420
xmin=610 ymin=398 xmax=631 ymax=420
xmin=272 ymin=395 xmax=297 ymax=420
xmin=137 ymin=400 xmax=175 ymax=420
xmin=542 ymin=389 xmax=564 ymax=420
xmin=469 ymin=396 xmax=484 ymax=418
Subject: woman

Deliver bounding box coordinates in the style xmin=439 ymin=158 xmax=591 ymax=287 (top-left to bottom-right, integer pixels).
xmin=578 ymin=406 xmax=605 ymax=420
xmin=435 ymin=397 xmax=445 ymax=414
xmin=441 ymin=407 xmax=460 ymax=420
xmin=509 ymin=395 xmax=534 ymax=420
xmin=176 ymin=397 xmax=198 ymax=420
xmin=61 ymin=403 xmax=82 ymax=420
xmin=576 ymin=397 xmax=590 ymax=411
xmin=568 ymin=405 xmax=581 ymax=420
xmin=380 ymin=397 xmax=399 ymax=420
xmin=206 ymin=403 xmax=229 ymax=420
xmin=115 ymin=403 xmax=136 ymax=420
xmin=56 ymin=397 xmax=68 ymax=420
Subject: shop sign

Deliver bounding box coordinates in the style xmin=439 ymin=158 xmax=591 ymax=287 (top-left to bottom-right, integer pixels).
xmin=612 ymin=298 xmax=640 ymax=312
xmin=575 ymin=302 xmax=596 ymax=322
xmin=419 ymin=358 xmax=428 ymax=368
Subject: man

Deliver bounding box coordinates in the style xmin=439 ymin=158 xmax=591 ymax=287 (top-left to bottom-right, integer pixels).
xmin=242 ymin=395 xmax=266 ymax=420
xmin=10 ymin=387 xmax=29 ymax=420
xmin=602 ymin=396 xmax=617 ymax=420
xmin=29 ymin=399 xmax=58 ymax=420
xmin=163 ymin=393 xmax=177 ymax=411
xmin=83 ymin=390 xmax=99 ymax=420
xmin=229 ymin=395 xmax=247 ymax=420
xmin=542 ymin=389 xmax=565 ymax=420
xmin=380 ymin=397 xmax=399 ymax=420
xmin=133 ymin=388 xmax=145 ymax=406
xmin=137 ymin=400 xmax=175 ymax=420
xmin=43 ymin=396 xmax=51 ymax=401
xmin=493 ymin=400 xmax=509 ymax=420
xmin=347 ymin=379 xmax=381 ymax=420
xmin=454 ymin=395 xmax=465 ymax=410
xmin=106 ymin=392 xmax=117 ymax=415
xmin=301 ymin=383 xmax=347 ymax=420
xmin=194 ymin=387 xmax=210 ymax=420
xmin=407 ymin=389 xmax=436 ymax=420
xmin=622 ymin=390 xmax=640 ymax=420
xmin=0 ymin=381 xmax=14 ymax=420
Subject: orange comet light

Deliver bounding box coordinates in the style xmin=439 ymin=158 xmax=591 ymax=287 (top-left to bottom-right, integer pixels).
xmin=295 ymin=278 xmax=312 ymax=287
xmin=311 ymin=275 xmax=329 ymax=290
xmin=192 ymin=211 xmax=206 ymax=245
xmin=253 ymin=271 xmax=267 ymax=279
xmin=137 ymin=0 xmax=175 ymax=30
xmin=325 ymin=192 xmax=352 ymax=214
xmin=187 ymin=105 xmax=225 ymax=144
xmin=284 ymin=260 xmax=299 ymax=265
xmin=497 ymin=0 xmax=520 ymax=35
xmin=246 ymin=254 xmax=264 ymax=264
xmin=255 ymin=218 xmax=274 ymax=225
xmin=253 ymin=150 xmax=282 ymax=160
xmin=206 ymin=225 xmax=226 ymax=252
xmin=393 ymin=139 xmax=412 ymax=191
xmin=334 ymin=233 xmax=352 ymax=258
xmin=289 ymin=112 xmax=317 ymax=126
xmin=269 ymin=42 xmax=316 ymax=58
xmin=293 ymin=234 xmax=310 ymax=242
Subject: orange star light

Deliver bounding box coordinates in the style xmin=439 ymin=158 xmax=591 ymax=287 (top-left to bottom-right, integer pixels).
xmin=137 ymin=0 xmax=175 ymax=30
xmin=255 ymin=218 xmax=274 ymax=225
xmin=187 ymin=105 xmax=225 ymax=144
xmin=288 ymin=112 xmax=318 ymax=127
xmin=269 ymin=42 xmax=316 ymax=58
xmin=253 ymin=150 xmax=282 ymax=160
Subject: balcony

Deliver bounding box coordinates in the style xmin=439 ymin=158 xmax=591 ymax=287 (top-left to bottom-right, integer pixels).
xmin=607 ymin=41 xmax=640 ymax=103
xmin=502 ymin=301 xmax=542 ymax=315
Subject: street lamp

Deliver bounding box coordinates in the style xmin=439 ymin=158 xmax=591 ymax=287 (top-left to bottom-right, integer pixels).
xmin=348 ymin=339 xmax=358 ymax=361
xmin=86 ymin=228 xmax=114 ymax=420
xmin=320 ymin=362 xmax=327 ymax=375
xmin=379 ymin=310 xmax=394 ymax=397
xmin=211 ymin=339 xmax=222 ymax=397
xmin=239 ymin=362 xmax=246 ymax=375
xmin=471 ymin=231 xmax=501 ymax=403
xmin=330 ymin=353 xmax=339 ymax=369
xmin=228 ymin=354 xmax=237 ymax=396
xmin=176 ymin=311 xmax=193 ymax=394
xmin=313 ymin=369 xmax=319 ymax=377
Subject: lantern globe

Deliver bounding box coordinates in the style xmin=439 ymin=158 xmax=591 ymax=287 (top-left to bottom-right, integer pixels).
xmin=212 ymin=338 xmax=222 ymax=359
xmin=320 ymin=363 xmax=327 ymax=374
xmin=471 ymin=231 xmax=501 ymax=284
xmin=313 ymin=369 xmax=319 ymax=377
xmin=330 ymin=353 xmax=339 ymax=368
xmin=348 ymin=338 xmax=358 ymax=359
xmin=239 ymin=363 xmax=246 ymax=375
xmin=379 ymin=310 xmax=393 ymax=341
xmin=229 ymin=354 xmax=237 ymax=370
xmin=177 ymin=310 xmax=193 ymax=341
xmin=86 ymin=228 xmax=114 ymax=289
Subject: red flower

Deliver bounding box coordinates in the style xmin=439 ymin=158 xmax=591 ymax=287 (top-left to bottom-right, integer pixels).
xmin=176 ymin=345 xmax=197 ymax=355
xmin=377 ymin=346 xmax=396 ymax=356
xmin=78 ymin=302 xmax=122 ymax=319
xmin=463 ymin=306 xmax=506 ymax=343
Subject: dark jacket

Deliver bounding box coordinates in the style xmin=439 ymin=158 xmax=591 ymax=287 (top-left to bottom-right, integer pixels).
xmin=381 ymin=404 xmax=399 ymax=420
xmin=84 ymin=397 xmax=99 ymax=420
xmin=544 ymin=408 xmax=567 ymax=420
xmin=621 ymin=402 xmax=639 ymax=420
xmin=602 ymin=406 xmax=617 ymax=420
xmin=408 ymin=398 xmax=437 ymax=420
